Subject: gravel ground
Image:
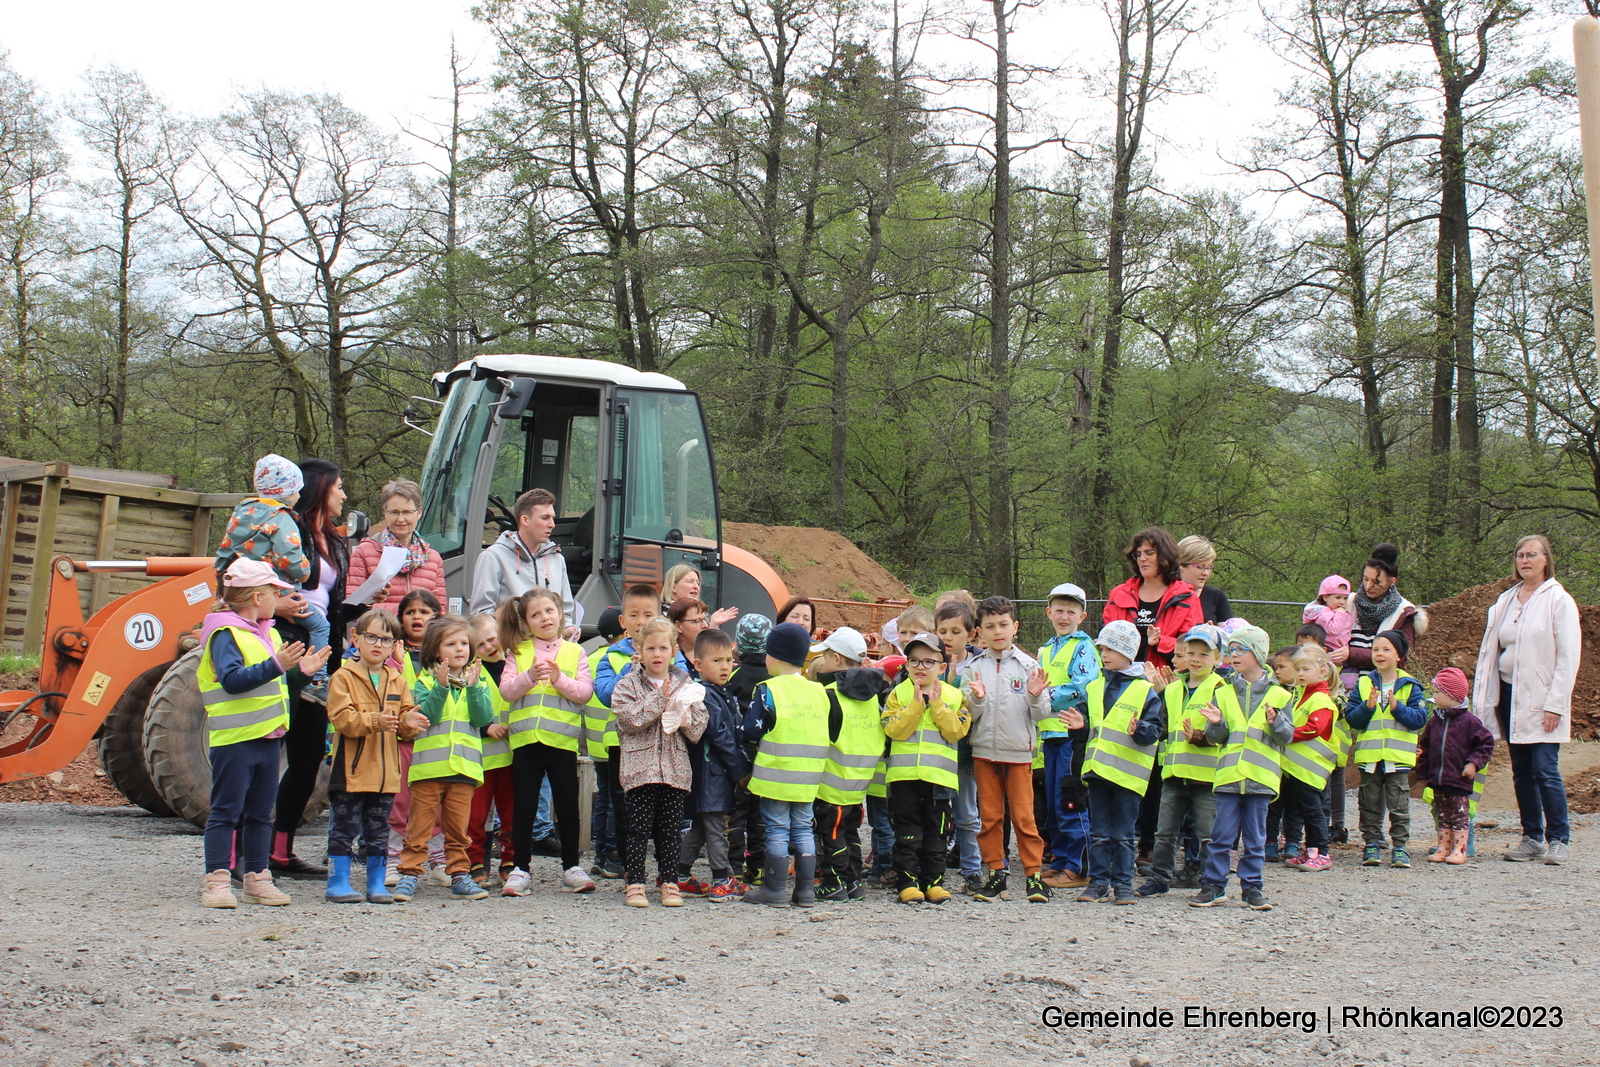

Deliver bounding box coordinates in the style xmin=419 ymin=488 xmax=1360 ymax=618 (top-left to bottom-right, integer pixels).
xmin=1 ymin=797 xmax=1595 ymax=1067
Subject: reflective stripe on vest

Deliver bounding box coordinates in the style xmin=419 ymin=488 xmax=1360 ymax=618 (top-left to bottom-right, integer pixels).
xmin=1161 ymin=674 xmax=1233 ymax=783
xmin=749 ymin=674 xmax=832 ymax=802
xmin=1081 ymin=676 xmax=1157 ymax=795
xmin=507 ymin=640 xmax=585 ymax=752
xmin=481 ymin=677 xmax=513 ymax=771
xmin=198 ymin=626 xmax=289 ymax=747
xmin=410 ymin=674 xmax=485 ymax=784
xmin=867 ymin=757 xmax=888 ymax=798
xmin=1352 ymin=674 xmax=1421 ymax=767
xmin=817 ymin=685 xmax=886 ymax=805
xmin=581 ymin=647 xmax=623 ymax=758
xmin=1213 ymin=696 xmax=1281 ymax=793
xmin=883 ymin=680 xmax=963 ymax=789
xmin=1282 ymin=690 xmax=1339 ymax=788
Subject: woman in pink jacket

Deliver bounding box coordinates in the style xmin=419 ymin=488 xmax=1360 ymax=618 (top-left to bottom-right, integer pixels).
xmin=1472 ymin=535 xmax=1579 ymax=866
xmin=346 ymin=478 xmax=448 ymax=615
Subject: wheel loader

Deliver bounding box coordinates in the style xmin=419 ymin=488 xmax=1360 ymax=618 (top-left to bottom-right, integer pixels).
xmin=0 ymin=355 xmax=788 ymax=824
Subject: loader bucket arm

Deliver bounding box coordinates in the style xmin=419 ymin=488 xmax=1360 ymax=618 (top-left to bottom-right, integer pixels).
xmin=0 ymin=556 xmax=217 ymax=783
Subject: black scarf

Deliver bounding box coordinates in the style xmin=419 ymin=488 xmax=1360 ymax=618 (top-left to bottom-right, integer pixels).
xmin=1354 ymin=583 xmax=1402 ymax=635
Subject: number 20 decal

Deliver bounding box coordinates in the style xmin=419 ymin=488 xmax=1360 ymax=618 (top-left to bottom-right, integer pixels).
xmin=124 ymin=614 xmax=163 ymax=651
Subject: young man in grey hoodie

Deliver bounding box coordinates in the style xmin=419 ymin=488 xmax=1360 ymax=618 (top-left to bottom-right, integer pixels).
xmin=961 ymin=596 xmax=1052 ymax=903
xmin=468 ymin=488 xmax=576 ymax=632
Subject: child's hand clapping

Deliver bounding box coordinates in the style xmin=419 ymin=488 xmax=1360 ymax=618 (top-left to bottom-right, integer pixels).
xmin=298 ymin=645 xmax=332 ymax=677
xmin=401 ymin=709 xmax=429 ymax=733
xmin=1060 ymin=708 xmax=1086 ymax=730
xmin=1026 ymin=667 xmax=1049 ymax=697
xmin=1146 ymin=663 xmax=1175 ymax=693
xmin=274 ymin=641 xmax=309 ymax=671
xmin=1198 ymin=701 xmax=1223 ymax=725
xmin=432 ymin=664 xmax=451 ymax=688
xmin=463 ymin=662 xmax=481 ymax=687
xmin=487 ymin=723 xmax=510 ymax=741
xmin=377 ymin=710 xmax=400 ymax=734
xmin=967 ymin=676 xmax=986 ymax=702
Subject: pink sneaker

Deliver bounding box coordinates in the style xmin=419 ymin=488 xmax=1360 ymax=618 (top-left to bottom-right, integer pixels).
xmin=1298 ymin=848 xmax=1332 ymax=872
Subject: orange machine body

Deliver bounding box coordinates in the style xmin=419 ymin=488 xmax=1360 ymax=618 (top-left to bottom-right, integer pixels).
xmin=0 ymin=556 xmax=216 ymax=783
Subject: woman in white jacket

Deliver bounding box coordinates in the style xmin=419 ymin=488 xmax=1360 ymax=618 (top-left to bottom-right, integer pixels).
xmin=1472 ymin=535 xmax=1580 ymax=865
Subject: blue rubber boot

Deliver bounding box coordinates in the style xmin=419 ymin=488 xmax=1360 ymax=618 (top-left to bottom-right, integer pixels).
xmin=325 ymin=856 xmax=362 ymax=903
xmin=364 ymin=856 xmax=394 ymax=904
xmin=1466 ymin=822 xmax=1477 ymax=858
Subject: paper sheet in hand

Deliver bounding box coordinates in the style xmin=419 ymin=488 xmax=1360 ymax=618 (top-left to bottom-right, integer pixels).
xmin=347 ymin=545 xmax=409 ymax=606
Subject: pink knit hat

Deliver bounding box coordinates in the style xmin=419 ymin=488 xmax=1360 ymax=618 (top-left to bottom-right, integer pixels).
xmin=1433 ymin=667 xmax=1470 ymax=704
xmin=1317 ymin=574 xmax=1350 ymax=599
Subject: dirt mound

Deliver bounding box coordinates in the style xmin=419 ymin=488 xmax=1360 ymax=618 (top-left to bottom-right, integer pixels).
xmin=0 ymin=742 xmax=130 ymax=806
xmin=1567 ymin=766 xmax=1600 ymax=814
xmin=724 ymin=523 xmax=912 ymax=630
xmin=1410 ymin=578 xmax=1600 ymax=740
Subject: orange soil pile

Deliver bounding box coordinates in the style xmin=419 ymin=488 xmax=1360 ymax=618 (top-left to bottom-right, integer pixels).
xmin=723 ymin=523 xmax=912 ymax=631
xmin=1566 ymin=767 xmax=1600 ymax=815
xmin=1409 ymin=578 xmax=1600 ymax=741
xmin=0 ymin=664 xmax=130 ymax=806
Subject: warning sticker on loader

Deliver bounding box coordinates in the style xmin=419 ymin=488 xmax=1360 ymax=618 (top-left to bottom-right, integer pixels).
xmin=82 ymin=672 xmax=111 ymax=707
xmin=184 ymin=582 xmax=212 ymax=606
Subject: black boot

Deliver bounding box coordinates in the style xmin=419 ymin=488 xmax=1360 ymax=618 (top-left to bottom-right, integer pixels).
xmin=791 ymin=854 xmax=817 ymax=908
xmin=742 ymin=857 xmax=789 ymax=907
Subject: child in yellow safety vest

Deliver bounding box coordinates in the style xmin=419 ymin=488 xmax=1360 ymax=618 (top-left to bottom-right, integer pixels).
xmin=809 ymin=626 xmax=889 ymax=903
xmin=740 ymin=622 xmax=830 ymax=908
xmin=1193 ymin=634 xmax=1294 ymax=911
xmin=198 ymin=559 xmax=331 ymax=909
xmin=1343 ymin=629 xmax=1428 ymax=869
xmin=392 ymin=615 xmax=496 ymax=903
xmin=1281 ymin=644 xmax=1341 ymax=873
xmin=1061 ymin=620 xmax=1163 ymax=904
xmin=495 ymin=587 xmax=595 ymax=897
xmin=1036 ymin=583 xmax=1102 ymax=891
xmin=386 ymin=588 xmax=441 ymax=884
xmin=465 ymin=614 xmax=515 ymax=888
xmin=881 ymin=632 xmax=971 ymax=904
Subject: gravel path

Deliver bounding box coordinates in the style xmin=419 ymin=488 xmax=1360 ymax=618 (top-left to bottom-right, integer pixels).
xmin=0 ymin=798 xmax=1594 ymax=1067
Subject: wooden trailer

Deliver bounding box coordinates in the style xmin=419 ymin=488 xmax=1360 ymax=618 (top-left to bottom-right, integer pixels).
xmin=0 ymin=459 xmax=245 ymax=654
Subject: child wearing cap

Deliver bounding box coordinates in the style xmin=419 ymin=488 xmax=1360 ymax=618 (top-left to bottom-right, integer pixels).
xmin=1303 ymin=575 xmax=1353 ymax=656
xmin=1417 ymin=667 xmax=1493 ymax=865
xmin=1062 ymin=620 xmax=1162 ymax=903
xmin=881 ymin=632 xmax=971 ymax=903
xmin=1037 ymin=583 xmax=1102 ymax=890
xmin=1344 ymin=629 xmax=1429 ymax=868
xmin=213 ymin=455 xmax=333 ymax=693
xmin=198 ymin=558 xmax=332 ymax=908
xmin=810 ymin=626 xmax=890 ymax=902
xmin=1136 ymin=624 xmax=1241 ymax=898
xmin=741 ymin=622 xmax=832 ymax=907
xmin=962 ymin=597 xmax=1053 ymax=904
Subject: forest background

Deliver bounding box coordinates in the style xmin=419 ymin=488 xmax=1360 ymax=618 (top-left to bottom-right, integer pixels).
xmin=2 ymin=0 xmax=1597 ymax=607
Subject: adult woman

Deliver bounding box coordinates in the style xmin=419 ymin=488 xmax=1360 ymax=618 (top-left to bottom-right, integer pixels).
xmin=1339 ymin=543 xmax=1427 ymax=675
xmin=775 ymin=596 xmax=817 ymax=636
xmin=270 ymin=460 xmax=388 ymax=878
xmin=668 ymin=597 xmax=709 ymax=671
xmin=1177 ymin=535 xmax=1232 ymax=624
xmin=1472 ymin=535 xmax=1579 ymax=865
xmin=1102 ymin=527 xmax=1202 ymax=668
xmin=346 ymin=478 xmax=447 ymax=615
xmin=663 ymin=563 xmax=737 ymax=628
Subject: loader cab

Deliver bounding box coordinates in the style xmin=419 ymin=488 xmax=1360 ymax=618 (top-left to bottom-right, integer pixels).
xmin=415 ymin=355 xmax=724 ymax=627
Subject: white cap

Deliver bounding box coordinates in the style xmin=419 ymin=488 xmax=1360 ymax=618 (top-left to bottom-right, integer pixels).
xmin=1048 ymin=582 xmax=1088 ymax=606
xmin=812 ymin=626 xmax=869 ymax=663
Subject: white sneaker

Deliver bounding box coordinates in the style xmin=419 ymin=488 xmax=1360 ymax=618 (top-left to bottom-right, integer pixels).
xmin=1503 ymin=836 xmax=1548 ymax=862
xmin=561 ymin=866 xmax=597 ymax=894
xmin=502 ymin=867 xmax=532 ymax=897
xmin=385 ymin=864 xmax=400 ymax=888
xmin=426 ymin=864 xmax=451 ymax=887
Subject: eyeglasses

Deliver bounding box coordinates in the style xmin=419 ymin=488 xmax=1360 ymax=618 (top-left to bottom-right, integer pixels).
xmin=357 ymin=633 xmax=397 ymax=647
xmin=1186 ymin=562 xmax=1215 ymax=573
xmin=384 ymin=508 xmax=419 ymax=519
xmin=907 ymin=658 xmax=943 ymax=669
xmin=682 ymin=616 xmax=707 ymax=627
xmin=1223 ymin=644 xmax=1249 ymax=655
xmin=1515 ymin=551 xmax=1544 ymax=560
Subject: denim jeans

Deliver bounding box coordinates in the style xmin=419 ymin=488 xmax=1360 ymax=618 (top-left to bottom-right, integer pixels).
xmin=203 ymin=737 xmax=279 ymax=873
xmin=1205 ymin=791 xmax=1269 ymax=890
xmin=591 ymin=765 xmax=614 ymax=856
xmin=865 ymin=793 xmax=895 ymax=873
xmin=531 ymin=776 xmax=555 ymax=840
xmin=759 ymin=796 xmax=816 ymax=857
xmin=1085 ymin=775 xmax=1141 ymax=889
xmin=1044 ymin=737 xmax=1089 ymax=874
xmin=300 ymin=604 xmax=331 ymax=677
xmin=953 ymin=764 xmax=983 ymax=877
xmin=1497 ymin=682 xmax=1571 ymax=844
xmin=1152 ymin=778 xmax=1216 ymax=883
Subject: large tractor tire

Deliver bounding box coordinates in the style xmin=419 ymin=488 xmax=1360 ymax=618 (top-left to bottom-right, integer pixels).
xmin=96 ymin=661 xmax=177 ymax=817
xmin=141 ymin=647 xmax=330 ymax=830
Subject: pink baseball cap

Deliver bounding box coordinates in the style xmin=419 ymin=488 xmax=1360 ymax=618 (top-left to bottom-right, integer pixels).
xmin=1317 ymin=575 xmax=1350 ymax=598
xmin=222 ymin=558 xmax=294 ymax=590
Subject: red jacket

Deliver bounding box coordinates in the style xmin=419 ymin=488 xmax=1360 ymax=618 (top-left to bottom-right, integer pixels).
xmin=1102 ymin=577 xmax=1202 ymax=666
xmin=345 ymin=537 xmax=448 ymax=615
xmin=1291 ymin=682 xmax=1334 ymax=743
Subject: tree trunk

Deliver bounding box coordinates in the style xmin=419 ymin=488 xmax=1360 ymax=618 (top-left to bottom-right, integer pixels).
xmin=986 ymin=0 xmax=1015 ymax=599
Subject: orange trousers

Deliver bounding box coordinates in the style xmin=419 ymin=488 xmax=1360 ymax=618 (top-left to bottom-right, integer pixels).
xmin=974 ymin=758 xmax=1043 ymax=875
xmin=400 ymin=779 xmax=474 ymax=876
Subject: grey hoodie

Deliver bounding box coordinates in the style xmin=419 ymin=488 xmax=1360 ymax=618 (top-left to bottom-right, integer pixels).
xmin=960 ymin=645 xmax=1052 ymax=764
xmin=467 ymin=530 xmax=575 ymax=620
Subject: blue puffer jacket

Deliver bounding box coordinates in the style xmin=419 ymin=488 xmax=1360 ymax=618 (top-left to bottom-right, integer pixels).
xmin=686 ymin=680 xmax=752 ymax=816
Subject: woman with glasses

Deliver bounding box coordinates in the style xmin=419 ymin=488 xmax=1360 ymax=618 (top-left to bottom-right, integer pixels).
xmin=346 ymin=478 xmax=448 ymax=615
xmin=1177 ymin=535 xmax=1232 ymax=625
xmin=1471 ymin=535 xmax=1579 ymax=866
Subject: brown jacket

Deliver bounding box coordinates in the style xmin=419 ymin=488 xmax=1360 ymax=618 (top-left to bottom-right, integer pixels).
xmin=612 ymin=667 xmax=708 ymax=793
xmin=327 ymin=659 xmax=423 ymax=794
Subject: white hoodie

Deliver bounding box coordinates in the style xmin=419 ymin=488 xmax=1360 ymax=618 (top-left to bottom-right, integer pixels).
xmin=468 ymin=530 xmax=575 ymax=620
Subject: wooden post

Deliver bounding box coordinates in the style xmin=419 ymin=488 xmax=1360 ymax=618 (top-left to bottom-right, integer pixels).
xmin=1575 ymin=16 xmax=1600 ymax=380
xmin=91 ymin=495 xmax=122 ymax=613
xmin=189 ymin=507 xmax=213 ymax=557
xmin=23 ymin=474 xmax=64 ymax=655
xmin=0 ymin=480 xmax=20 ymax=649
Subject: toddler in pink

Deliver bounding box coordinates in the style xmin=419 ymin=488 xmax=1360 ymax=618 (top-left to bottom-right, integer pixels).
xmin=1302 ymin=575 xmax=1353 ymax=653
